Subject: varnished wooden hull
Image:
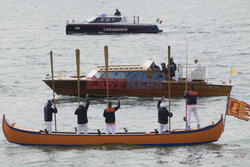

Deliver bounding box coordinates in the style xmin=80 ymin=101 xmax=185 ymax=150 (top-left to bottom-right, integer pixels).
xmin=43 ymin=79 xmax=232 ymax=97
xmin=2 ymin=114 xmax=224 ymax=146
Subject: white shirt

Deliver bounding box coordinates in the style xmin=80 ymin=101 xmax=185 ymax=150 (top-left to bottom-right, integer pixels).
xmin=193 ymin=62 xmax=202 ymax=71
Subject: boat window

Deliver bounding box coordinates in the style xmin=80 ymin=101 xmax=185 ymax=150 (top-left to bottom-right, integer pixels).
xmin=126 ymin=72 xmax=168 ymax=81
xmin=100 ymin=18 xmax=105 ymax=23
xmin=101 ymin=72 xmax=126 ymax=79
xmin=87 ymin=69 xmax=104 ymax=78
xmin=105 ymin=18 xmax=111 ymax=23
xmin=152 ymin=72 xmax=168 ymax=81
xmin=127 ymin=72 xmax=148 ymax=80
xmin=113 ymin=18 xmax=122 ymax=22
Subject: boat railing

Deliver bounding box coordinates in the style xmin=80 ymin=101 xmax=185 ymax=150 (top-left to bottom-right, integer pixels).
xmin=177 ymin=64 xmax=206 ymax=82
xmin=66 ymin=20 xmax=89 ymax=24
xmin=66 ymin=15 xmax=149 ymax=25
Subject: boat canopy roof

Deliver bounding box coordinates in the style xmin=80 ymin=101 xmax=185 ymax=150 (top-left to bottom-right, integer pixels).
xmin=96 ymin=59 xmax=156 ymax=72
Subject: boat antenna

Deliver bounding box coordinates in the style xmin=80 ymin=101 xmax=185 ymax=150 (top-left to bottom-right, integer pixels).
xmin=50 ymin=51 xmax=57 ymax=132
xmin=184 ymin=41 xmax=188 ymax=127
xmin=104 ymin=46 xmax=109 ymax=105
xmin=168 ymin=46 xmax=171 ymax=131
xmin=76 ymin=49 xmax=81 ymax=107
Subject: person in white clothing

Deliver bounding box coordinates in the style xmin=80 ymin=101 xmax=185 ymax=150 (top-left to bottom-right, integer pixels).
xmin=187 ymin=59 xmax=203 ymax=81
xmin=193 ymin=59 xmax=202 ymax=72
xmin=157 ymin=97 xmax=173 ymax=133
xmin=103 ymin=97 xmax=120 ymax=135
xmin=184 ymin=85 xmax=200 ymax=129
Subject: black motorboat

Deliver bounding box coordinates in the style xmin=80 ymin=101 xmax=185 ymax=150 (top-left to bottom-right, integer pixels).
xmin=66 ymin=14 xmax=163 ymax=34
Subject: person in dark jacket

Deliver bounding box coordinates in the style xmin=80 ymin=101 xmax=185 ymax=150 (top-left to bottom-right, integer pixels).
xmin=167 ymin=57 xmax=177 ymax=77
xmin=44 ymin=99 xmax=57 ymax=133
xmin=161 ymin=63 xmax=168 ymax=75
xmin=75 ymin=94 xmax=89 ymax=135
xmin=157 ymin=97 xmax=173 ymax=133
xmin=184 ymin=85 xmax=200 ymax=129
xmin=103 ymin=97 xmax=120 ymax=134
xmin=114 ymin=9 xmax=121 ymax=16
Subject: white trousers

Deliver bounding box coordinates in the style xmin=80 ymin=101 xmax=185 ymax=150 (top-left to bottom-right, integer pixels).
xmin=77 ymin=123 xmax=88 ymax=135
xmin=187 ymin=105 xmax=200 ymax=127
xmin=45 ymin=121 xmax=52 ymax=133
xmin=106 ymin=124 xmax=116 ymax=134
xmin=159 ymin=124 xmax=169 ymax=133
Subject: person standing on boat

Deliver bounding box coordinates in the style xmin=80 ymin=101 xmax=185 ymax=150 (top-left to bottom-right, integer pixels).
xmin=184 ymin=85 xmax=200 ymax=129
xmin=75 ymin=94 xmax=89 ymax=135
xmin=161 ymin=63 xmax=168 ymax=75
xmin=193 ymin=59 xmax=202 ymax=71
xmin=103 ymin=97 xmax=121 ymax=134
xmin=114 ymin=9 xmax=121 ymax=16
xmin=157 ymin=97 xmax=173 ymax=133
xmin=167 ymin=57 xmax=177 ymax=77
xmin=44 ymin=99 xmax=57 ymax=133
xmin=188 ymin=59 xmax=202 ymax=81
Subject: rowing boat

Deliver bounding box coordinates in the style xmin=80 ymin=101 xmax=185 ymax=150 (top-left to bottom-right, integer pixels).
xmin=2 ymin=114 xmax=224 ymax=146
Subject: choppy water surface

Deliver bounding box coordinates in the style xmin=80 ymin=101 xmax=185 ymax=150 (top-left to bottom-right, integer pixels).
xmin=0 ymin=0 xmax=250 ymax=166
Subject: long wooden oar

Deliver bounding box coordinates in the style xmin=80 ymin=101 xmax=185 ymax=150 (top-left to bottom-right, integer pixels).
xmin=50 ymin=51 xmax=57 ymax=132
xmin=184 ymin=41 xmax=188 ymax=126
xmin=168 ymin=46 xmax=171 ymax=131
xmin=104 ymin=46 xmax=109 ymax=105
xmin=76 ymin=49 xmax=81 ymax=107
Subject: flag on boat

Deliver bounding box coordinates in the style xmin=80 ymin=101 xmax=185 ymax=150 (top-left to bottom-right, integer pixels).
xmin=231 ymin=68 xmax=236 ymax=75
xmin=156 ymin=18 xmax=163 ymax=24
xmin=226 ymin=97 xmax=250 ymax=121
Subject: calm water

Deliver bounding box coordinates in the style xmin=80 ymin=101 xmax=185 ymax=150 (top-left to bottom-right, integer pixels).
xmin=1 ymin=0 xmax=250 ymax=166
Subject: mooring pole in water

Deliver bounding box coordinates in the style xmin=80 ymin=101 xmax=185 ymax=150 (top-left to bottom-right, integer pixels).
xmin=76 ymin=49 xmax=81 ymax=107
xmin=104 ymin=46 xmax=109 ymax=105
xmin=168 ymin=46 xmax=171 ymax=131
xmin=50 ymin=51 xmax=57 ymax=132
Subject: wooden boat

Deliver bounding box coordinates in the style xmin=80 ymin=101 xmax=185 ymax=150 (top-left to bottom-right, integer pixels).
xmin=2 ymin=114 xmax=224 ymax=146
xmin=43 ymin=59 xmax=233 ymax=97
xmin=66 ymin=14 xmax=162 ymax=34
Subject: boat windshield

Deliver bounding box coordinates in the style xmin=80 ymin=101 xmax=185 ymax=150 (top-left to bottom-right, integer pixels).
xmin=87 ymin=18 xmax=96 ymax=23
xmin=87 ymin=69 xmax=104 ymax=78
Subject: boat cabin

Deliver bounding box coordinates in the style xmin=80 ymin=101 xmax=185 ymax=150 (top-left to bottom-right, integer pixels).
xmin=87 ymin=59 xmax=168 ymax=81
xmin=87 ymin=14 xmax=127 ymax=24
xmin=87 ymin=59 xmax=207 ymax=82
